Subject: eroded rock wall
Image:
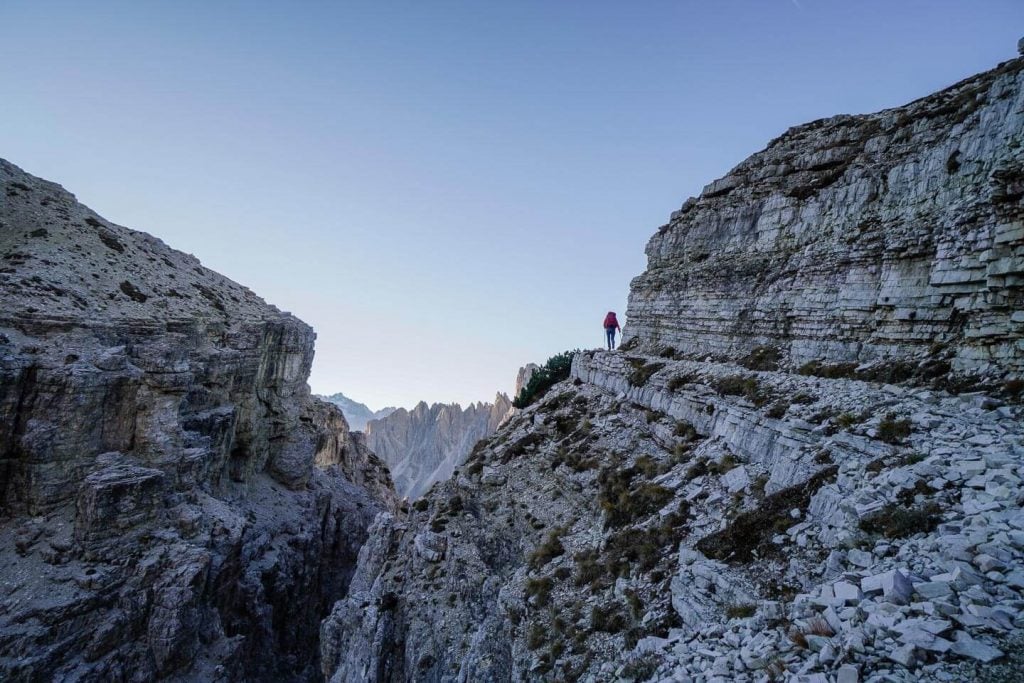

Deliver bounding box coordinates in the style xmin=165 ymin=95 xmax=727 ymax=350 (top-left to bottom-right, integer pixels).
xmin=0 ymin=159 xmax=395 ymax=681
xmin=626 ymin=58 xmax=1024 ymax=378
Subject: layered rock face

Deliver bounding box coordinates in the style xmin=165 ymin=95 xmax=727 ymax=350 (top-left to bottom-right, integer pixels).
xmin=319 ymin=392 xmax=397 ymax=432
xmin=626 ymin=57 xmax=1024 ymax=378
xmin=0 ymin=159 xmax=395 ymax=681
xmin=365 ymin=394 xmax=512 ymax=499
xmin=321 ymin=56 xmax=1024 ymax=683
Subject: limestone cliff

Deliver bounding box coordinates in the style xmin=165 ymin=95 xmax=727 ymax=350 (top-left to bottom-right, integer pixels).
xmin=366 ymin=394 xmax=513 ymax=499
xmin=0 ymin=159 xmax=396 ymax=681
xmin=321 ymin=55 xmax=1024 ymax=682
xmin=625 ymin=57 xmax=1023 ymax=379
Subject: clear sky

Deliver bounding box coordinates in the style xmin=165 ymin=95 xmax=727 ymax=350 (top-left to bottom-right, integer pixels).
xmin=1 ymin=1 xmax=1021 ymax=409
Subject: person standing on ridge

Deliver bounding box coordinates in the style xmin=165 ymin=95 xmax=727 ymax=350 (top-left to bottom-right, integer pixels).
xmin=603 ymin=311 xmax=621 ymax=350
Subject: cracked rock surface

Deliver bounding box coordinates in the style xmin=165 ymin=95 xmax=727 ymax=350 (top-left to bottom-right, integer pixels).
xmin=0 ymin=159 xmax=397 ymax=682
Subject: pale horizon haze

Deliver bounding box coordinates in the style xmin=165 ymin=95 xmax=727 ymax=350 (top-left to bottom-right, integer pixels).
xmin=2 ymin=1 xmax=1021 ymax=409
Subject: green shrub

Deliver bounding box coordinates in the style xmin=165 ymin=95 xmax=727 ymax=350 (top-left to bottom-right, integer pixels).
xmin=591 ymin=604 xmax=628 ymax=633
xmin=525 ymin=577 xmax=554 ymax=607
xmin=766 ymin=401 xmax=789 ymax=419
xmin=791 ymin=391 xmax=816 ymax=404
xmin=725 ymin=603 xmax=756 ymax=619
xmin=527 ymin=623 xmax=545 ymax=649
xmin=513 ymin=350 xmax=579 ymax=408
xmin=674 ymin=421 xmax=698 ymax=441
xmin=598 ymin=466 xmax=673 ymax=528
xmin=412 ymin=499 xmax=429 ymax=512
xmin=798 ymin=360 xmax=859 ymax=379
xmin=739 ymin=345 xmax=781 ymax=371
xmin=627 ymin=358 xmax=666 ymax=387
xmin=859 ymin=502 xmax=942 ymax=538
xmin=714 ymin=375 xmax=771 ymax=406
xmin=877 ymin=413 xmax=912 ymax=444
xmin=573 ymin=548 xmax=604 ymax=588
xmin=620 ymin=652 xmax=661 ymax=681
xmin=667 ymin=374 xmax=695 ymax=391
xmin=529 ymin=527 xmax=567 ymax=570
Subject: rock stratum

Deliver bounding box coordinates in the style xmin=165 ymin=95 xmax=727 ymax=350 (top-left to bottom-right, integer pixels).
xmin=0 ymin=159 xmax=396 ymax=682
xmin=626 ymin=56 xmax=1023 ymax=379
xmin=321 ymin=56 xmax=1024 ymax=682
xmin=366 ymin=395 xmax=513 ymax=499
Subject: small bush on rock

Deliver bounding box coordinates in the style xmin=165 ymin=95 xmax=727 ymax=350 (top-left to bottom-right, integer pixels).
xmin=598 ymin=466 xmax=673 ymax=528
xmin=877 ymin=413 xmax=912 ymax=444
xmin=529 ymin=527 xmax=567 ymax=570
xmin=725 ymin=603 xmax=756 ymax=619
xmin=859 ymin=502 xmax=942 ymax=538
xmin=513 ymin=350 xmax=578 ymax=408
xmin=739 ymin=345 xmax=781 ymax=371
xmin=714 ymin=375 xmax=771 ymax=406
xmin=627 ymin=358 xmax=666 ymax=387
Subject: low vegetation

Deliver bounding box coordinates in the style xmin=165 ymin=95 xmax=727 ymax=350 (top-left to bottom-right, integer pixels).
xmin=877 ymin=413 xmax=913 ymax=444
xmin=739 ymin=345 xmax=781 ymax=371
xmin=529 ymin=527 xmax=568 ymax=570
xmin=513 ymin=350 xmax=579 ymax=408
xmin=859 ymin=502 xmax=942 ymax=538
xmin=713 ymin=374 xmax=772 ymax=407
xmin=598 ymin=465 xmax=673 ymax=529
xmin=627 ymin=358 xmax=666 ymax=387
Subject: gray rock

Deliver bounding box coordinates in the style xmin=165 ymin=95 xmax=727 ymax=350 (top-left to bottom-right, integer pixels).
xmin=950 ymin=630 xmax=1004 ymax=662
xmin=0 ymin=159 xmax=397 ymax=681
xmin=366 ymin=394 xmax=513 ymax=498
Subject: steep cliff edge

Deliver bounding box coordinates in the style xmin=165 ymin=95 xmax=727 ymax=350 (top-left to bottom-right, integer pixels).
xmin=366 ymin=394 xmax=513 ymax=499
xmin=0 ymin=159 xmax=396 ymax=681
xmin=321 ymin=56 xmax=1024 ymax=682
xmin=627 ymin=56 xmax=1023 ymax=380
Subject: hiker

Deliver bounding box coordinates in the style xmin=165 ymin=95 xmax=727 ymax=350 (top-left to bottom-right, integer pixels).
xmin=603 ymin=311 xmax=621 ymax=350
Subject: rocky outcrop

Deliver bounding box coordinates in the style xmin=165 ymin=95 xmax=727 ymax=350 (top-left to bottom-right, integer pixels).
xmin=319 ymin=392 xmax=397 ymax=432
xmin=0 ymin=159 xmax=396 ymax=681
xmin=515 ymin=363 xmax=540 ymax=399
xmin=365 ymin=394 xmax=512 ymax=499
xmin=321 ymin=54 xmax=1024 ymax=683
xmin=625 ymin=56 xmax=1024 ymax=380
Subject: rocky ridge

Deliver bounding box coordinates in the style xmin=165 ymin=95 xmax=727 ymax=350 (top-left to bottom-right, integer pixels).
xmin=320 ymin=54 xmax=1024 ymax=682
xmin=0 ymin=159 xmax=396 ymax=681
xmin=366 ymin=394 xmax=513 ymax=499
xmin=320 ymin=392 xmax=397 ymax=432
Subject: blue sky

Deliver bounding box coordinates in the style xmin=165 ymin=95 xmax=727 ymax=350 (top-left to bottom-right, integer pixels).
xmin=2 ymin=1 xmax=1021 ymax=408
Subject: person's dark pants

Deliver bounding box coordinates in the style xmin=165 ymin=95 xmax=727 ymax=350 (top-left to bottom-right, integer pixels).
xmin=606 ymin=327 xmax=616 ymax=350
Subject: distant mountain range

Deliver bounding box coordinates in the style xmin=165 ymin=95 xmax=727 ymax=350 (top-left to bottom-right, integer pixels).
xmin=318 ymin=392 xmax=397 ymax=432
xmin=365 ymin=394 xmax=512 ymax=499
